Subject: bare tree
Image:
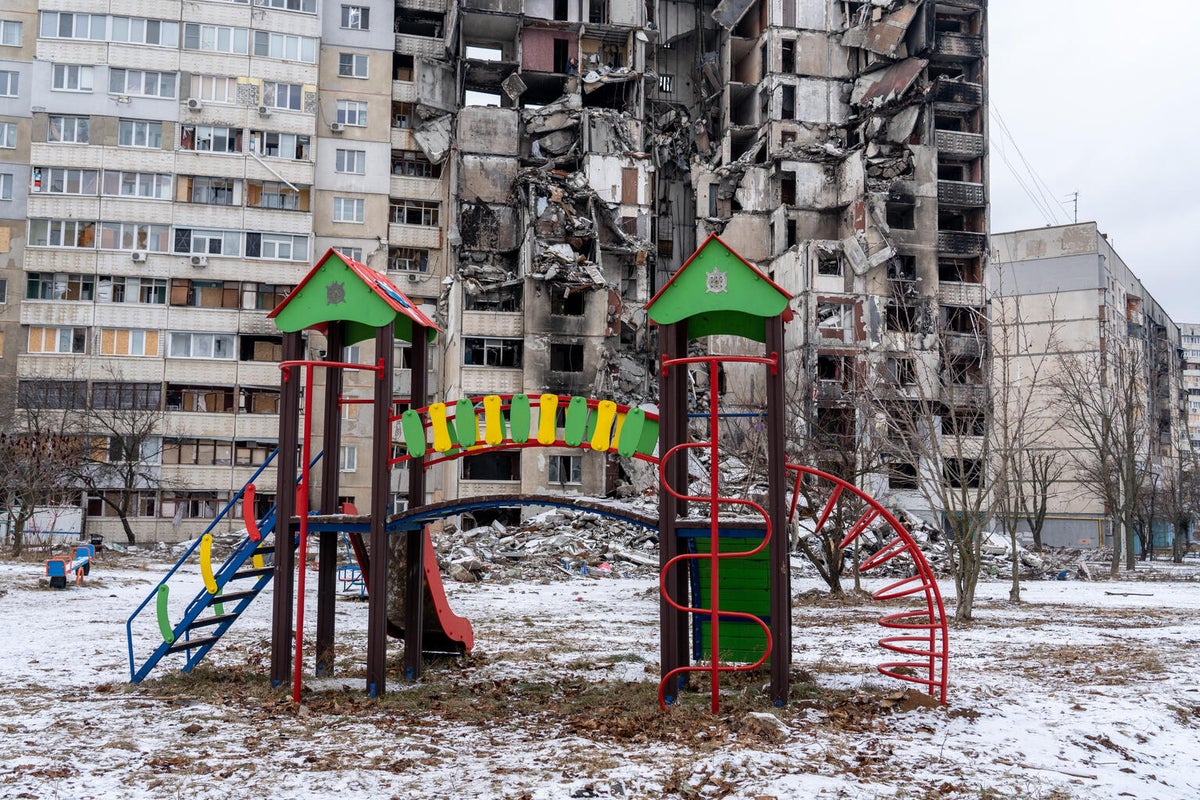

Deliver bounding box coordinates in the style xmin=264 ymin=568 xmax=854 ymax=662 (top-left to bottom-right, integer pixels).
xmin=1053 ymin=336 xmax=1152 ymax=577
xmin=1016 ymin=449 xmax=1064 ymax=553
xmin=0 ymin=400 xmax=85 ymax=556
xmin=1161 ymin=455 xmax=1199 ymax=564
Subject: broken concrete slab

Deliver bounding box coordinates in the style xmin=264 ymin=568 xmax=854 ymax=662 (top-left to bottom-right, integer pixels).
xmin=460 ymin=154 xmax=521 ymax=204
xmin=413 ymin=114 xmax=452 ymax=164
xmin=458 ymin=106 xmax=521 ymax=156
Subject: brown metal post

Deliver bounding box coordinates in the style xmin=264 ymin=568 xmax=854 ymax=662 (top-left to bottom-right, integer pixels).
xmin=365 ymin=325 xmax=395 ymax=697
xmin=658 ymin=321 xmax=690 ymax=700
xmin=765 ymin=315 xmax=791 ymax=705
xmin=404 ymin=326 xmax=428 ymax=680
xmin=315 ymin=323 xmax=345 ymax=677
xmin=270 ymin=331 xmax=303 ymax=688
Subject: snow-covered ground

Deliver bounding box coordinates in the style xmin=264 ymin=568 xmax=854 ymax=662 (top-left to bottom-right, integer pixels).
xmin=2 ymin=550 xmax=1199 ymax=799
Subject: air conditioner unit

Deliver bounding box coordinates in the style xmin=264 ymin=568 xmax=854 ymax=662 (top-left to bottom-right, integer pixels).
xmin=190 ymin=255 xmax=209 ymax=268
xmin=130 ymin=250 xmax=147 ymax=263
xmin=406 ymin=273 xmax=420 ymax=282
xmin=257 ymin=104 xmax=271 ymax=115
xmin=329 ymin=122 xmax=345 ymax=133
xmin=186 ymin=98 xmax=202 ymax=111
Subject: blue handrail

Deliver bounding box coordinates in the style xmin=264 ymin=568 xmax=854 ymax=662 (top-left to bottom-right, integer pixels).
xmin=124 ymin=449 xmax=278 ymax=681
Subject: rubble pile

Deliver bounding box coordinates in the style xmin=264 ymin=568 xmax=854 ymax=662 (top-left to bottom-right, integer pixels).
xmin=430 ymin=504 xmax=661 ymax=584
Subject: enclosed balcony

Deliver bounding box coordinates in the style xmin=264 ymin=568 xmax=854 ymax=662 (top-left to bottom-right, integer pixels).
xmin=933 ymin=32 xmax=985 ymax=61
xmin=937 ymin=230 xmax=986 ymax=256
xmin=938 ymin=180 xmax=986 ymax=208
xmin=933 ymin=78 xmax=983 ymax=112
xmin=935 ymin=129 xmax=985 ymax=160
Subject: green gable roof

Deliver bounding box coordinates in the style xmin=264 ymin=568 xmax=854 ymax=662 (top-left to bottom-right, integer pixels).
xmin=645 ymin=234 xmax=792 ymax=342
xmin=268 ymin=248 xmax=438 ymax=345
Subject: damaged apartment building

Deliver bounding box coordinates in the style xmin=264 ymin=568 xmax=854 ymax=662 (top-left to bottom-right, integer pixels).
xmin=402 ymin=0 xmax=989 ymax=511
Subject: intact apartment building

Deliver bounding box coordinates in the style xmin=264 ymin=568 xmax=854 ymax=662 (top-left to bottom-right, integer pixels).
xmin=1180 ymin=324 xmax=1200 ymax=454
xmin=1 ymin=0 xmax=989 ymax=541
xmin=991 ymin=223 xmax=1187 ymax=548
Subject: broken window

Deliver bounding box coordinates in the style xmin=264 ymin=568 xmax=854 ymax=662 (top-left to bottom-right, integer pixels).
xmin=395 ymin=10 xmax=442 ymax=38
xmin=659 ymin=74 xmax=674 ymax=93
xmin=463 ymin=337 xmax=522 ymax=368
xmin=815 ymin=406 xmax=855 ymax=449
xmin=389 ymin=199 xmax=440 ymax=226
xmin=887 ymin=357 xmax=916 ymax=386
xmin=938 ymin=259 xmax=981 ymax=283
xmin=239 ymin=336 xmax=283 ymax=362
xmin=888 ymin=255 xmax=917 ymax=282
xmin=391 ymin=149 xmax=440 ymax=178
xmin=388 ymin=247 xmax=428 ymax=272
xmin=170 ymin=278 xmax=240 ymax=309
xmin=780 ymin=173 xmax=796 ymax=206
xmin=816 ymin=353 xmax=852 ymax=386
xmin=781 ymin=40 xmax=795 ymax=73
xmin=938 ymin=163 xmax=968 ymax=182
xmin=553 ymin=0 xmax=568 ymax=21
xmin=887 ymin=300 xmax=918 ymax=333
xmin=553 ymin=39 xmax=569 ymax=73
xmin=944 ymin=356 xmax=982 ymax=385
xmin=550 ymin=290 xmax=586 ymax=317
xmin=942 ymin=411 xmax=986 ymax=437
xmin=548 ymin=454 xmax=582 ymax=484
xmin=786 ymin=219 xmax=797 ymax=249
xmin=886 ymin=203 xmax=914 ymax=230
xmin=781 ymin=85 xmax=795 ymax=120
xmin=944 ymin=306 xmax=985 ymax=336
xmin=464 ymin=284 xmax=522 ymax=313
xmin=587 ymin=0 xmax=608 ymax=24
xmin=165 ymin=384 xmax=236 ymax=412
xmin=461 ymin=452 xmax=520 ymax=481
xmin=549 ymin=343 xmax=584 ymax=373
xmin=242 ymin=387 xmax=280 ymax=415
xmin=944 ymin=458 xmax=983 ymax=489
xmin=394 ymin=54 xmax=414 ymax=81
xmin=816 ymin=301 xmax=855 ymax=341
xmin=887 ymin=460 xmax=919 ymax=490
xmin=817 ymin=251 xmax=842 ymax=277
xmin=392 ymin=102 xmax=414 ymax=129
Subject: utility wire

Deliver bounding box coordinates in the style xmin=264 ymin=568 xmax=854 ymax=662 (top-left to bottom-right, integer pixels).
xmin=990 ymin=104 xmax=1069 ymax=226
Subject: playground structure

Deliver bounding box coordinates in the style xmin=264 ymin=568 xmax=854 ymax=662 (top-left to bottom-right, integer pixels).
xmin=46 ymin=543 xmax=95 ymax=589
xmin=125 ymin=237 xmax=949 ymax=711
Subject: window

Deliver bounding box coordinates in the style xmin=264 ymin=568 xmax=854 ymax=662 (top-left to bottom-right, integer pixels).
xmin=109 ymin=69 xmax=176 ymax=99
xmin=245 ymin=232 xmax=308 ymax=260
xmin=190 ymin=75 xmax=237 ymax=104
xmin=98 ymin=329 xmax=158 ymax=357
xmin=254 ymin=31 xmax=316 ymax=62
xmin=392 ymin=102 xmax=414 ymax=128
xmin=463 ymin=337 xmax=522 ymax=368
xmin=388 ymin=247 xmax=428 ymax=272
xmin=339 ymin=446 xmax=357 ymax=472
xmin=886 ymin=203 xmax=914 ymax=230
xmin=460 ymin=452 xmax=520 ymax=481
xmin=888 ymin=460 xmax=919 ymax=490
xmin=338 ymin=53 xmax=368 ymax=78
xmin=658 ymin=74 xmax=674 ymax=93
xmin=549 ymin=291 xmax=585 ymax=316
xmin=945 ymin=458 xmax=983 ymax=489
xmin=160 ymin=492 xmax=232 ymax=519
xmin=18 ymin=380 xmax=87 ymax=409
xmin=550 ymin=343 xmax=584 ymax=372
xmin=39 ymin=12 xmax=105 ymax=41
xmin=119 ymin=119 xmax=163 ymax=148
xmin=52 ymin=64 xmax=92 ymax=92
xmin=110 ymin=17 xmax=178 ymax=46
xmin=816 ymin=301 xmax=855 ymax=340
xmin=0 ymin=172 xmax=13 ymax=200
xmin=29 ymin=219 xmax=96 ymax=248
xmin=335 ymin=148 xmax=366 ymax=174
xmin=0 ymin=122 xmax=14 ymax=148
xmin=102 ymin=171 xmax=171 ymax=199
xmin=178 ymin=175 xmax=237 ymax=205
xmin=242 ymin=387 xmax=279 ymax=414
xmin=96 ymin=276 xmax=168 ymax=304
xmin=255 ymin=0 xmax=316 ymax=11
xmin=336 ymin=100 xmax=367 ymax=126
xmin=337 ymin=246 xmax=362 ymax=262
xmin=246 ymin=181 xmax=309 ymax=211
xmin=180 ymin=125 xmax=241 ymax=153
xmin=0 ymin=278 xmax=5 ymax=303
xmin=263 ymin=81 xmax=303 ymax=110
xmin=341 ymin=5 xmax=370 ymax=29
xmin=887 ymin=357 xmax=916 ymax=386
xmin=465 ymin=285 xmax=522 ymax=313
xmin=250 ymin=130 xmax=310 ymax=160
xmin=28 ymin=326 xmax=87 ymax=354
xmin=1 ymin=20 xmax=22 ymax=46
xmin=0 ymin=70 xmax=17 ymax=96
xmin=33 ymin=167 xmax=98 ymax=195
xmin=99 ymin=222 xmax=170 ymax=252
xmin=183 ymin=23 xmax=248 ymax=54
xmin=391 ymin=150 xmax=440 ymax=178
xmin=333 ymin=197 xmax=364 ymax=223
xmin=389 ymin=199 xmax=439 ymax=226
xmin=26 ymin=273 xmax=95 ymax=301
xmin=942 ymin=411 xmax=986 ymax=437
xmin=170 ymin=279 xmax=240 ymax=309
xmin=48 ymin=116 xmax=89 ymax=144
xmin=168 ymin=332 xmax=236 ymax=359
xmin=249 ymin=283 xmax=291 ymax=310
xmin=548 ymin=455 xmax=582 ymax=485
xmin=173 ymin=228 xmax=241 ymax=256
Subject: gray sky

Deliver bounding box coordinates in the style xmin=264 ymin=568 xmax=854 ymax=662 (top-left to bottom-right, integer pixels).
xmin=988 ymin=0 xmax=1200 ymax=323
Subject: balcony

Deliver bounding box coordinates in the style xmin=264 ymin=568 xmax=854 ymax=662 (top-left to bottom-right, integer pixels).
xmin=935 ymin=129 xmax=985 ymax=160
xmin=939 ymin=282 xmax=985 ymax=306
xmin=944 ymin=333 xmax=986 ymax=359
xmin=933 ymin=78 xmax=983 ymax=112
xmin=387 ymin=223 xmax=442 ymax=249
xmin=937 ymin=230 xmax=986 ymax=256
xmin=463 ymin=310 xmax=522 ymax=337
xmin=461 ymin=0 xmax=522 ymax=11
xmin=938 ymin=180 xmax=986 ymax=208
xmin=934 ymin=32 xmax=985 ymax=61
xmin=943 ymin=383 xmax=987 ymax=406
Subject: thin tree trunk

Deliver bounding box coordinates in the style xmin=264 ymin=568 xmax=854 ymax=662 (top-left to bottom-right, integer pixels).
xmin=1008 ymin=526 xmax=1021 ymax=603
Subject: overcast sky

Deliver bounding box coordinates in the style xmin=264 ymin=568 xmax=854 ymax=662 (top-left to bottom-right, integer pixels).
xmin=987 ymin=1 xmax=1200 ymax=323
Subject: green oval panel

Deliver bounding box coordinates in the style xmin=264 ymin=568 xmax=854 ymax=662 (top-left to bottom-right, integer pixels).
xmin=509 ymin=394 xmax=531 ymax=443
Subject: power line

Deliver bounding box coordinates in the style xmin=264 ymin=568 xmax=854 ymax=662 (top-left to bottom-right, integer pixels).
xmin=989 ymin=104 xmax=1069 ymax=226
